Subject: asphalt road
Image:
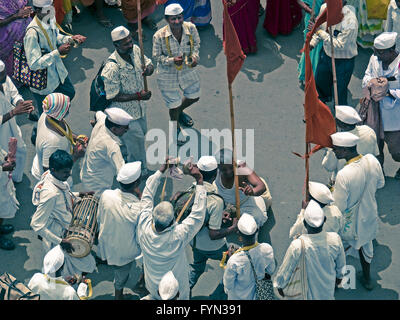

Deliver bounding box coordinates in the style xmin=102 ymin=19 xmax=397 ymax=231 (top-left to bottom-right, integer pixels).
xmin=1 ymin=1 xmax=399 ymax=300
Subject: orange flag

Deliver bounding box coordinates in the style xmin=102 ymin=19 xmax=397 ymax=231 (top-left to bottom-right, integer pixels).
xmin=303 ymin=9 xmax=336 ymax=148
xmin=222 ymin=0 xmax=246 ymax=84
xmin=326 ymin=0 xmax=343 ymax=27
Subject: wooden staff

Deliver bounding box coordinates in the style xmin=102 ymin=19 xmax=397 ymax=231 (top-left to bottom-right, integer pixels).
xmin=329 ymin=27 xmax=340 ymax=106
xmin=228 ymin=83 xmax=241 ymax=219
xmin=136 ymin=0 xmax=148 ymax=91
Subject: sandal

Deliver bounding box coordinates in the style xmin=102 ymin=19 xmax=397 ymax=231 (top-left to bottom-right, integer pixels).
xmin=179 ymin=112 xmax=194 ymax=128
xmin=177 ymin=127 xmax=188 ymax=147
xmin=0 ymin=236 xmax=15 ymax=250
xmin=0 ymin=224 xmax=14 ymax=235
xmin=97 ymin=16 xmax=114 ymax=28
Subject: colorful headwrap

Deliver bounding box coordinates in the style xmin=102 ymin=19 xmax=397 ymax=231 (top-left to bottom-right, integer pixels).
xmin=42 ymin=93 xmax=71 ymax=121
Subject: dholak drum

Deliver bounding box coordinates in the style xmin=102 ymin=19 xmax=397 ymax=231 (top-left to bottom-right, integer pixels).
xmin=64 ymin=195 xmax=99 ymax=258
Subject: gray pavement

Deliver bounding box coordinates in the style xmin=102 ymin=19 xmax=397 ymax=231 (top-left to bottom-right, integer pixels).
xmin=1 ymin=1 xmax=399 ymax=300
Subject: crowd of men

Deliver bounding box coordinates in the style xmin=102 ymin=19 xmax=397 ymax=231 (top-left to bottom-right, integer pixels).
xmin=0 ymin=0 xmax=399 ymax=300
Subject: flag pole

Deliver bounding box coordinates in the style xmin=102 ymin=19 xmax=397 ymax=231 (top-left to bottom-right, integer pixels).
xmin=228 ymin=83 xmax=241 ymax=219
xmin=329 ymin=27 xmax=339 ymax=106
xmin=136 ymin=0 xmax=148 ymax=91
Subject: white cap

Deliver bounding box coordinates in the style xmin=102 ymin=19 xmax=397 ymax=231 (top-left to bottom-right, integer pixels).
xmin=374 ymin=32 xmax=398 ymax=49
xmin=165 ymin=3 xmax=183 ymax=16
xmin=33 ymin=0 xmax=53 ymax=7
xmin=77 ymin=282 xmax=88 ymax=298
xmin=331 ymin=132 xmax=360 ymax=147
xmin=197 ymin=156 xmax=218 ymax=172
xmin=159 ymin=271 xmax=179 ymax=300
xmin=117 ymin=161 xmax=141 ymax=184
xmin=111 ymin=26 xmax=130 ymax=42
xmin=309 ymin=181 xmax=334 ymax=204
xmin=335 ymin=105 xmax=362 ymax=124
xmin=0 ymin=60 xmax=5 ymax=72
xmin=153 ymin=201 xmax=175 ymax=228
xmin=238 ymin=213 xmax=258 ymax=235
xmin=105 ymin=107 xmax=133 ymax=126
xmin=43 ymin=245 xmax=64 ymax=274
xmin=304 ymin=200 xmax=325 ymax=228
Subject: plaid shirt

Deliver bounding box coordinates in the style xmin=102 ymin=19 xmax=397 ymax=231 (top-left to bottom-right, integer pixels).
xmin=152 ymin=22 xmax=200 ymax=91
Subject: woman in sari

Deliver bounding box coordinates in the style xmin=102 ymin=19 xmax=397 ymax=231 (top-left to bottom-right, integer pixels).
xmin=297 ymin=0 xmax=325 ymax=87
xmin=0 ymin=0 xmax=32 ymax=80
xmin=264 ymin=0 xmax=302 ymax=36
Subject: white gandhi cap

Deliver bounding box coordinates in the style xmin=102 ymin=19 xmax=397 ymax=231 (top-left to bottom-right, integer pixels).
xmin=165 ymin=3 xmax=183 ymax=16
xmin=33 ymin=0 xmax=53 ymax=7
xmin=105 ymin=107 xmax=133 ymax=126
xmin=0 ymin=60 xmax=5 ymax=72
xmin=308 ymin=181 xmax=334 ymax=204
xmin=238 ymin=213 xmax=258 ymax=235
xmin=159 ymin=271 xmax=179 ymax=300
xmin=43 ymin=245 xmax=65 ymax=274
xmin=335 ymin=105 xmax=362 ymax=125
xmin=117 ymin=161 xmax=142 ymax=184
xmin=197 ymin=156 xmax=218 ymax=172
xmin=330 ymin=132 xmax=359 ymax=147
xmin=304 ymin=200 xmax=325 ymax=228
xmin=374 ymin=32 xmax=398 ymax=49
xmin=111 ymin=26 xmax=130 ymax=42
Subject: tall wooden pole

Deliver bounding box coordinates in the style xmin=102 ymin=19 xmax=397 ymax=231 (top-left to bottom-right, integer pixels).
xmin=329 ymin=27 xmax=339 ymax=106
xmin=228 ymin=83 xmax=241 ymax=219
xmin=136 ymin=0 xmax=148 ymax=91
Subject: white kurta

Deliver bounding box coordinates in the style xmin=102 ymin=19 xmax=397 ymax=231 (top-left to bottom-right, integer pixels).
xmin=0 ymin=148 xmax=19 ymax=219
xmin=80 ymin=112 xmax=125 ymax=196
xmin=362 ymin=54 xmax=400 ymax=131
xmin=273 ymin=232 xmax=346 ymax=300
xmin=223 ymin=243 xmax=275 ymax=300
xmin=289 ymin=205 xmax=344 ymax=239
xmin=97 ymin=189 xmax=142 ymax=266
xmin=0 ymin=76 xmax=27 ymax=183
xmin=137 ymin=170 xmax=207 ymax=300
xmin=322 ymin=125 xmax=379 ymax=181
xmin=31 ymin=171 xmax=96 ymax=276
xmin=28 ymin=273 xmax=79 ymax=300
xmin=332 ymin=154 xmax=385 ymax=250
xmin=385 ymin=0 xmax=400 ymax=54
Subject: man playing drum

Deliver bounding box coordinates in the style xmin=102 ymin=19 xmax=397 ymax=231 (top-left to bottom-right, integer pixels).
xmin=31 ymin=149 xmax=96 ymax=277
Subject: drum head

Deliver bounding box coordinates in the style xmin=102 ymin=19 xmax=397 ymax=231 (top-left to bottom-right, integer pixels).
xmin=66 ymin=236 xmax=91 ymax=258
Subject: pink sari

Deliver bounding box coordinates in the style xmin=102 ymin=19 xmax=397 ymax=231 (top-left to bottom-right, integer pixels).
xmin=263 ymin=0 xmax=302 ymax=36
xmin=227 ymin=0 xmax=260 ymax=54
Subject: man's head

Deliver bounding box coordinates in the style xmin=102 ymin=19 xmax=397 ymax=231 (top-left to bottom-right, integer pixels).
xmin=43 ymin=93 xmax=71 ymax=121
xmin=308 ymin=181 xmax=334 ymax=208
xmin=237 ymin=213 xmax=258 ymax=245
xmin=0 ymin=60 xmax=6 ymax=85
xmin=335 ymin=105 xmax=361 ymax=132
xmin=49 ymin=149 xmax=73 ymax=182
xmin=158 ymin=271 xmax=179 ymax=300
xmin=373 ymin=32 xmax=398 ymax=63
xmin=153 ymin=201 xmax=175 ymax=232
xmin=330 ymin=131 xmax=359 ymax=160
xmin=303 ymin=200 xmax=326 ymax=233
xmin=111 ymin=26 xmax=133 ymax=55
xmin=197 ymin=156 xmax=218 ymax=183
xmin=215 ymin=148 xmax=234 ymax=178
xmin=33 ymin=0 xmax=54 ymax=21
xmin=117 ymin=161 xmax=142 ymax=192
xmin=104 ymin=107 xmax=133 ymax=137
xmin=164 ymin=3 xmax=184 ymax=30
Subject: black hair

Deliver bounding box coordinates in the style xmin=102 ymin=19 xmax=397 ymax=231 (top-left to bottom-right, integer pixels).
xmin=49 ymin=150 xmax=73 ymax=171
xmin=239 ymin=232 xmax=257 ymax=244
xmin=105 ymin=117 xmax=126 ymax=130
xmin=119 ymin=178 xmax=141 ymax=192
xmin=199 ymin=168 xmax=217 ymax=183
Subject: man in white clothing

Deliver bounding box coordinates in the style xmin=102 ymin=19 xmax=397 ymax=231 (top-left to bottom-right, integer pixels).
xmin=136 ymin=158 xmax=207 ymax=300
xmin=289 ymin=181 xmax=343 ymax=239
xmin=274 ymin=200 xmax=346 ymax=300
xmin=80 ymin=107 xmax=132 ymax=196
xmin=97 ymin=161 xmax=143 ymax=300
xmin=223 ymin=213 xmax=276 ymax=300
xmin=0 ymin=60 xmax=34 ymax=183
xmin=331 ymin=132 xmax=385 ymax=290
xmin=322 ymin=105 xmax=379 ymax=185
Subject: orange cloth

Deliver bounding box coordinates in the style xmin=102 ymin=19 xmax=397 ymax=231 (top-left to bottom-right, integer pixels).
xmin=326 ymin=0 xmax=343 ymax=27
xmin=121 ymin=0 xmax=156 ymax=22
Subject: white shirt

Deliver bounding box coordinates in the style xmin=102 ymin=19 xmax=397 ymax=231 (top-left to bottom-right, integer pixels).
xmin=310 ymin=4 xmax=358 ymax=59
xmin=289 ymin=205 xmax=344 ymax=239
xmin=31 ymin=113 xmax=72 ymax=181
xmin=28 ymin=273 xmax=79 ymax=300
xmin=333 ymin=154 xmax=385 ymax=249
xmin=0 ymin=148 xmax=19 ymax=219
xmin=385 ymin=0 xmax=400 ymax=50
xmin=274 ymin=232 xmax=346 ymax=300
xmin=223 ymin=243 xmax=275 ymax=300
xmin=97 ymin=189 xmax=142 ymax=266
xmin=137 ymin=170 xmax=207 ymax=300
xmin=362 ymin=53 xmax=400 ymax=131
xmin=80 ymin=112 xmax=125 ymax=196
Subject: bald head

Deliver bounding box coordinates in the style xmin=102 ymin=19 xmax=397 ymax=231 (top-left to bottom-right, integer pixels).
xmin=153 ymin=201 xmax=175 ymax=231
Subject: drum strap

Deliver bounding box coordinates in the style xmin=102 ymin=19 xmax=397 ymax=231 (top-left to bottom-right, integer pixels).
xmin=54 ymin=184 xmax=74 ymax=214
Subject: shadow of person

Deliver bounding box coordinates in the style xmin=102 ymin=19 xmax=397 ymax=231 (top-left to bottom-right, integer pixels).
xmin=258 ymin=207 xmax=276 ymax=246
xmin=352 ymin=46 xmax=373 ymax=81
xmin=377 ymin=177 xmax=400 ymax=226
xmin=198 ymin=25 xmax=223 ymax=69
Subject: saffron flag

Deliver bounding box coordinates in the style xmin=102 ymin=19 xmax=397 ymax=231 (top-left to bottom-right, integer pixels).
xmin=222 ymin=0 xmax=246 ymax=84
xmin=326 ymin=0 xmax=343 ymax=27
xmin=303 ymin=10 xmax=336 ymax=147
